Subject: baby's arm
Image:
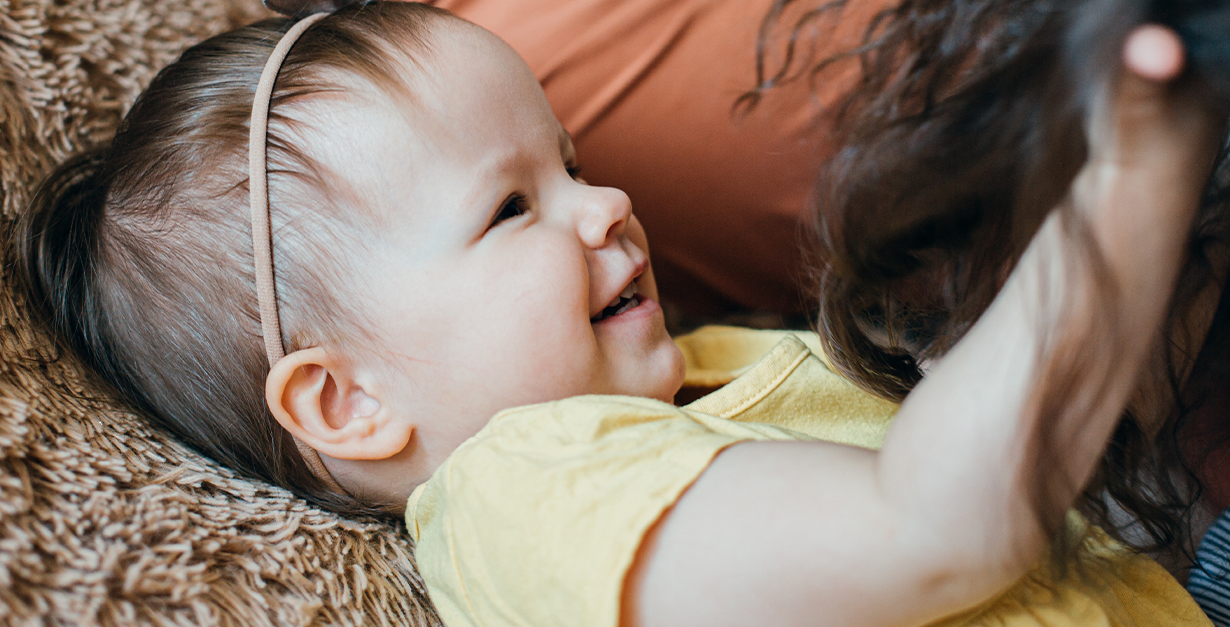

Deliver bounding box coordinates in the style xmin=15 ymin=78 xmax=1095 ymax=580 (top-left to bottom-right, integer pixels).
xmin=623 ymin=27 xmax=1224 ymax=627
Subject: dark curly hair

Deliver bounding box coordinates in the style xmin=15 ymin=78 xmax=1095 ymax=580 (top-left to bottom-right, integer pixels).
xmin=752 ymin=0 xmax=1230 ymax=565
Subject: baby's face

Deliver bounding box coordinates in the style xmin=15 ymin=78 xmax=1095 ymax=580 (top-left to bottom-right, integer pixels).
xmin=312 ymin=21 xmax=685 ymax=464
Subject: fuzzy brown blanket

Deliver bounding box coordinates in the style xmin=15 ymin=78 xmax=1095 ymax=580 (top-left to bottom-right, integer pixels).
xmin=0 ymin=0 xmax=441 ymax=624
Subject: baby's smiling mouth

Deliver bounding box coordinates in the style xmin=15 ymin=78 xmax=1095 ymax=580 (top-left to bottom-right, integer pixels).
xmin=592 ymin=281 xmax=642 ymax=322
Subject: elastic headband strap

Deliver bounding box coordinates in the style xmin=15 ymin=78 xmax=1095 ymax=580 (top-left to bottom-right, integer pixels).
xmin=250 ymin=13 xmax=324 ymax=365
xmin=249 ymin=13 xmax=348 ymax=494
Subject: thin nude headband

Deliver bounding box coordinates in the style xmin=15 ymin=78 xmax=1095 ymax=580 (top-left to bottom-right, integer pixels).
xmin=249 ymin=13 xmax=348 ymax=494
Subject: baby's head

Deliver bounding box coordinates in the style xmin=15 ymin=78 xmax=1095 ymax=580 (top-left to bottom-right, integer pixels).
xmin=19 ymin=2 xmax=685 ymax=513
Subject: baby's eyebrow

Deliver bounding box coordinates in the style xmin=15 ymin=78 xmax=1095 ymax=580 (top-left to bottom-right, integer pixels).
xmin=458 ymin=128 xmax=578 ymax=211
xmin=459 ymin=150 xmax=523 ymax=210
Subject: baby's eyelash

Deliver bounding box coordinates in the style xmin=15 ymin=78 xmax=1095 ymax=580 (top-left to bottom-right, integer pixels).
xmin=490 ymin=193 xmax=529 ymax=228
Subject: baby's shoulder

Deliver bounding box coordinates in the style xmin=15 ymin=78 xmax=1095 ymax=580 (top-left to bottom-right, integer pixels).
xmin=406 ymin=394 xmax=770 ymax=627
xmin=459 ymin=394 xmax=775 ymax=461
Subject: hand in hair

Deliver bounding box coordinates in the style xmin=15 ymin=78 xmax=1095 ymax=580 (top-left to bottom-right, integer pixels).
xmin=619 ymin=26 xmax=1224 ymax=627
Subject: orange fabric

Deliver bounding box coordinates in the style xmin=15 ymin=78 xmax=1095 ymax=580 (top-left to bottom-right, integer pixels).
xmin=428 ymin=0 xmax=889 ymax=315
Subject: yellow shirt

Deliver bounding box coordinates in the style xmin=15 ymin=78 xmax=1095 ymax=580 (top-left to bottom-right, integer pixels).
xmin=407 ymin=327 xmax=1209 ymax=627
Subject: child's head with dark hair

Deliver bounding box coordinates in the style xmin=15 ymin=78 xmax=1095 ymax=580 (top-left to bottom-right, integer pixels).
xmin=753 ymin=0 xmax=1230 ymax=558
xmin=18 ymin=2 xmax=685 ymax=514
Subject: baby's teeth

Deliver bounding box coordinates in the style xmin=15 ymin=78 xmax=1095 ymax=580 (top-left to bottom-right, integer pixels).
xmin=619 ymin=281 xmax=637 ymax=300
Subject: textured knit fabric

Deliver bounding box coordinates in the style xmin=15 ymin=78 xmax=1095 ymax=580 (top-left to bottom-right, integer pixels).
xmin=1190 ymin=507 xmax=1230 ymax=626
xmin=0 ymin=1 xmax=441 ymax=624
xmin=428 ymin=0 xmax=891 ymax=316
xmin=406 ymin=328 xmax=1209 ymax=627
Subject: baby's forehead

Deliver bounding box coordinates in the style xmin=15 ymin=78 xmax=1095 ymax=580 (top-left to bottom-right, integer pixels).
xmin=301 ymin=26 xmax=556 ymax=151
xmin=277 ymin=21 xmax=564 ymax=220
xmin=309 ymin=43 xmax=432 ymax=107
xmin=303 ymin=22 xmax=520 ymax=120
xmin=337 ymin=18 xmax=513 ymax=98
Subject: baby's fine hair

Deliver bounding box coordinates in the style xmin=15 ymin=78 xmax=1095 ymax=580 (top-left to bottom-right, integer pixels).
xmin=17 ymin=1 xmax=450 ymax=515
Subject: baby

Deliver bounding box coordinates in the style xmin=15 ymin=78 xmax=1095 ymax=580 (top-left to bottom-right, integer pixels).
xmin=17 ymin=3 xmax=1222 ymax=626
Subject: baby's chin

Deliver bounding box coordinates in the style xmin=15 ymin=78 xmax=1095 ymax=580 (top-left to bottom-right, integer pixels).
xmin=644 ymin=345 xmax=688 ymax=403
xmin=591 ymin=343 xmax=685 ymax=403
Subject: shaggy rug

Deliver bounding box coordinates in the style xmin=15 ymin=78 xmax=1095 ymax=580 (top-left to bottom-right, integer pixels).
xmin=0 ymin=0 xmax=441 ymax=624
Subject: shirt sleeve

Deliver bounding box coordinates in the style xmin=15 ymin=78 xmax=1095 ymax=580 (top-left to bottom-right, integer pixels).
xmin=406 ymin=395 xmax=771 ymax=627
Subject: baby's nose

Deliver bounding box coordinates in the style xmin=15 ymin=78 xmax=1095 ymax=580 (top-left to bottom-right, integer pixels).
xmin=577 ymin=186 xmax=633 ymax=249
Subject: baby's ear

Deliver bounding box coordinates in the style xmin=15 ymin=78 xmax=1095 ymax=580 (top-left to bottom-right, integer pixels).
xmin=265 ymin=347 xmax=412 ymax=460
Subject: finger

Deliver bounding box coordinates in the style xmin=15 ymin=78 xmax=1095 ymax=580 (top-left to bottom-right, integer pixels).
xmin=1100 ymin=26 xmax=1195 ymax=163
xmin=1123 ymin=25 xmax=1186 ymax=82
xmin=1077 ymin=24 xmax=1219 ymax=258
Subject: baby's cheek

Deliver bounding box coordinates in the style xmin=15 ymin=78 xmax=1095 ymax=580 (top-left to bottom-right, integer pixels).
xmin=639 ymin=262 xmax=661 ymax=303
xmin=626 ymin=218 xmax=660 ymax=302
xmin=520 ymin=335 xmax=606 ymax=400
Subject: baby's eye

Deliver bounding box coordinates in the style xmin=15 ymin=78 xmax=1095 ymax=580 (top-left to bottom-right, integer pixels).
xmin=490 ymin=193 xmax=529 ymax=228
xmin=566 ymin=164 xmax=583 ymax=181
